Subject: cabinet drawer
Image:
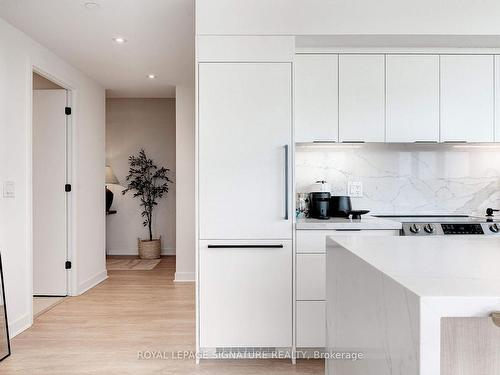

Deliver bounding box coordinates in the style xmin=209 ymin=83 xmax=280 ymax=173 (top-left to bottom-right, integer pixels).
xmin=297 ymin=254 xmax=325 ymax=300
xmin=199 ymin=240 xmax=292 ymax=348
xmin=296 ymin=230 xmax=332 ymax=253
xmin=296 ymin=229 xmax=398 ymax=253
xmin=296 ymin=301 xmax=326 ymax=348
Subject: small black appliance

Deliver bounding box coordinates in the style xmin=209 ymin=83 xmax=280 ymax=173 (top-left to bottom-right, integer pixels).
xmin=308 ymin=192 xmax=331 ymax=220
xmin=330 ymin=196 xmax=352 ymax=218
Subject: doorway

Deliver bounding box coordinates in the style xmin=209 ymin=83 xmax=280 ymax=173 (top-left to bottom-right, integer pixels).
xmin=105 ymin=98 xmax=176 ymax=268
xmin=32 ymin=71 xmax=71 ymax=316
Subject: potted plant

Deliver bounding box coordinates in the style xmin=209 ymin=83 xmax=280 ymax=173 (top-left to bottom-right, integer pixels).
xmin=122 ymin=149 xmax=173 ymax=259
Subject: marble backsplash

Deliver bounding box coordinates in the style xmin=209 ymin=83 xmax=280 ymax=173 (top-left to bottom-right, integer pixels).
xmin=295 ymin=144 xmax=500 ymax=216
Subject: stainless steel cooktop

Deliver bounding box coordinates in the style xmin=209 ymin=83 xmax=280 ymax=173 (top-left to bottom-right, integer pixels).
xmin=375 ymin=215 xmax=500 ymax=236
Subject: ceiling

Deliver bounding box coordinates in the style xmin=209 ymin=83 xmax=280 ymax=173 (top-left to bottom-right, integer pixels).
xmin=0 ymin=0 xmax=194 ymax=98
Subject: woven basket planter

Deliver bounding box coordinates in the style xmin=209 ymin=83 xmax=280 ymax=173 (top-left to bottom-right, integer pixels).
xmin=138 ymin=236 xmax=161 ymax=259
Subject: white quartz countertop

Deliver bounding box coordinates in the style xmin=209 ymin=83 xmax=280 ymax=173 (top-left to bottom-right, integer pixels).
xmin=296 ymin=215 xmax=402 ymax=230
xmin=328 ymin=235 xmax=500 ymax=298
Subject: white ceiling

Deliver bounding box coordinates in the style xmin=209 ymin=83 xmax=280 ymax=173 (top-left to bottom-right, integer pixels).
xmin=0 ymin=0 xmax=194 ymax=98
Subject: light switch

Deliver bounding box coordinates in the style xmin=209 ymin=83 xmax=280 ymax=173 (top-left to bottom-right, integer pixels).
xmin=3 ymin=181 xmax=15 ymax=198
xmin=348 ymin=181 xmax=363 ymax=198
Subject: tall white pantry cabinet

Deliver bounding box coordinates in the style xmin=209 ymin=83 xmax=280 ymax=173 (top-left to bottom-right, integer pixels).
xmin=197 ymin=37 xmax=294 ymax=352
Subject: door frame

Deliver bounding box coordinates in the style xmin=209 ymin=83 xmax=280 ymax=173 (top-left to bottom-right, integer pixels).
xmin=28 ymin=66 xmax=75 ymax=322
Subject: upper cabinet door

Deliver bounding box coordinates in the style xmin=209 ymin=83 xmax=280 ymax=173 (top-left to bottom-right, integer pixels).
xmin=440 ymin=55 xmax=494 ymax=142
xmin=339 ymin=55 xmax=385 ymax=142
xmin=198 ymin=63 xmax=292 ymax=240
xmin=386 ymin=55 xmax=440 ymax=142
xmin=294 ymin=55 xmax=338 ymax=143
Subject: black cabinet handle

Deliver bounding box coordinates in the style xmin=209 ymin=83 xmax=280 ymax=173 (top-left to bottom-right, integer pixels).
xmin=207 ymin=245 xmax=284 ymax=249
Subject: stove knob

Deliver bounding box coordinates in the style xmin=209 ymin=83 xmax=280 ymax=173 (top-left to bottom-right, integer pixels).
xmin=424 ymin=223 xmax=435 ymax=234
xmin=489 ymin=223 xmax=499 ymax=233
xmin=409 ymin=224 xmax=421 ymax=234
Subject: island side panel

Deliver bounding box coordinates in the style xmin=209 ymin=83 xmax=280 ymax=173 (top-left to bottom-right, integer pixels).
xmin=441 ymin=317 xmax=500 ymax=375
xmin=420 ymin=296 xmax=500 ymax=375
xmin=326 ymin=237 xmax=420 ymax=375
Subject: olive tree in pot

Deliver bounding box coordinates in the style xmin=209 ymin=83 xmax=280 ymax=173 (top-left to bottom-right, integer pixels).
xmin=122 ymin=149 xmax=173 ymax=259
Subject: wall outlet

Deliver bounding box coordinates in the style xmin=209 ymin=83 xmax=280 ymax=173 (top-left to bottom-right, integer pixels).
xmin=3 ymin=181 xmax=15 ymax=198
xmin=348 ymin=181 xmax=363 ymax=198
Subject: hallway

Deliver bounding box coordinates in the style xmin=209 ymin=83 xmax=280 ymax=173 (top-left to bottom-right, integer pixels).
xmin=2 ymin=257 xmax=323 ymax=374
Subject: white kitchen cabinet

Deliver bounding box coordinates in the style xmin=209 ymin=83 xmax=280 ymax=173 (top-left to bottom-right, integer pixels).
xmin=294 ymin=54 xmax=338 ymax=143
xmin=440 ymin=55 xmax=494 ymax=142
xmin=297 ymin=254 xmax=326 ymax=300
xmin=386 ymin=55 xmax=440 ymax=142
xmin=295 ymin=228 xmax=398 ymax=348
xmin=296 ymin=301 xmax=326 ymax=348
xmin=339 ymin=55 xmax=385 ymax=142
xmin=198 ymin=63 xmax=292 ymax=240
xmin=199 ymin=240 xmax=292 ymax=348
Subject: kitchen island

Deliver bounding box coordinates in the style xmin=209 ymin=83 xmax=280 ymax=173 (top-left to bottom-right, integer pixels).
xmin=326 ymin=235 xmax=500 ymax=375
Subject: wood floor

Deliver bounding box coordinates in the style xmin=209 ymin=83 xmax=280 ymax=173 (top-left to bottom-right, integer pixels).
xmin=2 ymin=257 xmax=323 ymax=374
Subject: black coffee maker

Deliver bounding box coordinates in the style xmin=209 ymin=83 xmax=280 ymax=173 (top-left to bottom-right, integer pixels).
xmin=308 ymin=192 xmax=331 ymax=220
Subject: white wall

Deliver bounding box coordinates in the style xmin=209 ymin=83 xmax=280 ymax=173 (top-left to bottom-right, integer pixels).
xmin=175 ymin=83 xmax=195 ymax=281
xmin=0 ymin=18 xmax=106 ymax=337
xmin=196 ymin=0 xmax=500 ymax=35
xmin=33 ymin=72 xmax=63 ymax=89
xmin=106 ymin=98 xmax=176 ymax=255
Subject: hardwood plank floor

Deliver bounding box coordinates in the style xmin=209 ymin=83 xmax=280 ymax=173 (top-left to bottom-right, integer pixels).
xmin=2 ymin=257 xmax=323 ymax=374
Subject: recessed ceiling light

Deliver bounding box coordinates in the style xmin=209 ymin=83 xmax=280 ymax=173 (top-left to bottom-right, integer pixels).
xmin=113 ymin=37 xmax=127 ymax=44
xmin=147 ymin=74 xmax=156 ymax=79
xmin=84 ymin=2 xmax=100 ymax=9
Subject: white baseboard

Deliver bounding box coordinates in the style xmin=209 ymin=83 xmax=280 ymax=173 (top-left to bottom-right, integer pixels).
xmin=174 ymin=271 xmax=195 ymax=282
xmin=106 ymin=247 xmax=176 ymax=256
xmin=9 ymin=313 xmax=31 ymax=338
xmin=78 ymin=270 xmax=108 ymax=295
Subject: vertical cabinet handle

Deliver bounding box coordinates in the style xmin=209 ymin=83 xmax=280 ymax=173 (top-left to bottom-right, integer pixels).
xmin=284 ymin=144 xmax=289 ymax=220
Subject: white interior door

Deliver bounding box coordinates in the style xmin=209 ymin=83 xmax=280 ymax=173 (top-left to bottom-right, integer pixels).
xmin=33 ymin=89 xmax=68 ymax=296
xmin=198 ymin=63 xmax=292 ymax=240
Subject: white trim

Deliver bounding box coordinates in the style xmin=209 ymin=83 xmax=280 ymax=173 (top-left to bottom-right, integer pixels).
xmin=26 ymin=59 xmax=35 ymax=332
xmin=174 ymin=272 xmax=195 ymax=282
xmin=295 ymin=47 xmax=500 ymax=55
xmin=9 ymin=313 xmax=31 ymax=338
xmin=106 ymin=247 xmax=176 ymax=256
xmin=195 ymin=47 xmax=201 ymax=362
xmin=77 ymin=270 xmax=108 ymax=295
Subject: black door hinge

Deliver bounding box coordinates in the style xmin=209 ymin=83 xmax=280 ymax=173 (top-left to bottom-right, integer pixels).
xmin=65 ymin=261 xmax=72 ymax=270
xmin=65 ymin=184 xmax=71 ymax=192
xmin=65 ymin=107 xmax=72 ymax=115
